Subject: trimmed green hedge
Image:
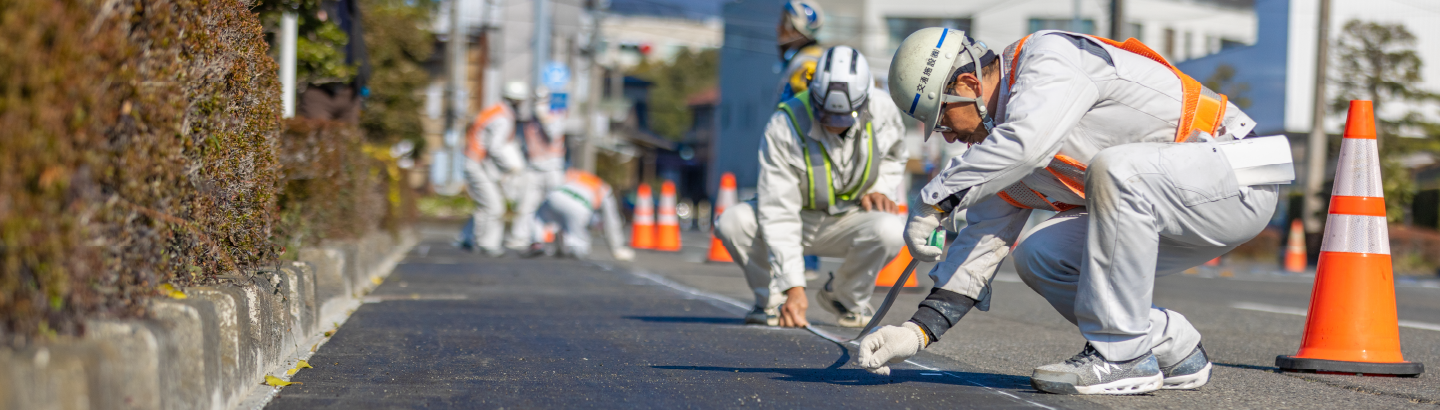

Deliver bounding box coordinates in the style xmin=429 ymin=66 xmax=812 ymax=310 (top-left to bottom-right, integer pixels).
xmin=0 ymin=0 xmax=403 ymax=346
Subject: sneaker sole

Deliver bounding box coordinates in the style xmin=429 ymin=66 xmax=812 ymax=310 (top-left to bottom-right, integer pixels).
xmin=835 ymin=316 xmax=872 ymax=328
xmin=1032 ymin=373 xmax=1162 ymax=395
xmin=1162 ymin=362 xmax=1211 ymax=390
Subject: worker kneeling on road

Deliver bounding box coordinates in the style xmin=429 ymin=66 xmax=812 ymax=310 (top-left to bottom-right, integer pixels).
xmin=859 ymin=29 xmax=1281 ymax=395
xmin=522 ymin=169 xmax=634 ymax=261
xmin=715 ymin=46 xmax=909 ymax=329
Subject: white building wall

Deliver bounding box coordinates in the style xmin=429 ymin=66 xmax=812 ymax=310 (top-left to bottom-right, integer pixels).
xmin=807 ymin=0 xmax=1256 ymax=81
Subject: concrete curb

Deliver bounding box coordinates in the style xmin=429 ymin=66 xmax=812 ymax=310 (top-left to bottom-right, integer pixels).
xmin=1 ymin=229 xmax=417 ymax=410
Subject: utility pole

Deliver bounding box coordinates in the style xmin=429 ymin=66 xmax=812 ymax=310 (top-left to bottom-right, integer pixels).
xmin=280 ymin=13 xmax=297 ymax=118
xmin=1303 ymin=0 xmax=1332 ymax=234
xmin=533 ymin=0 xmax=552 ymax=98
xmin=1072 ymin=0 xmax=1083 ymax=33
xmin=437 ymin=0 xmax=467 ymax=196
xmin=579 ymin=2 xmax=605 ymax=173
xmin=1108 ymin=0 xmax=1125 ymax=40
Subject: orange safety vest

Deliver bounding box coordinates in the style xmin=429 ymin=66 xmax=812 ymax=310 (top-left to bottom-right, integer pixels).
xmin=465 ymin=104 xmax=512 ymax=161
xmin=561 ymin=169 xmax=608 ymax=210
xmin=996 ymin=33 xmax=1230 ymax=212
xmin=524 ymin=122 xmax=566 ymax=161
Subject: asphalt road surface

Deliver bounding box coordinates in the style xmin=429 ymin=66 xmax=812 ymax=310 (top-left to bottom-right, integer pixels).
xmin=268 ymin=224 xmax=1440 ymax=409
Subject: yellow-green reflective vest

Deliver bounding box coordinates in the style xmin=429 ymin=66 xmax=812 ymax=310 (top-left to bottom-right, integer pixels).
xmin=777 ymin=90 xmax=879 ymax=213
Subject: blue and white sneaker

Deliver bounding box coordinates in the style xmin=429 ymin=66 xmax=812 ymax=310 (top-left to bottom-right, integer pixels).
xmin=1032 ymin=344 xmax=1163 ymax=395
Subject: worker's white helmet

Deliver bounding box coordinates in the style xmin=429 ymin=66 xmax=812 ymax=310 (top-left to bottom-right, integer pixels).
xmin=533 ymin=85 xmax=550 ymax=100
xmin=809 ymin=45 xmax=871 ymax=129
xmin=887 ymin=28 xmax=996 ymax=140
xmin=782 ymin=0 xmax=824 ymax=41
xmin=503 ymin=81 xmax=529 ymax=101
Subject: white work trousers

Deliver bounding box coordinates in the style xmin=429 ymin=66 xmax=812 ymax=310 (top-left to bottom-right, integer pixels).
xmin=715 ymin=201 xmax=905 ymax=312
xmin=461 ymin=158 xmax=508 ymax=250
xmin=1012 ymin=142 xmax=1277 ymax=366
xmin=508 ymin=166 xmax=565 ymax=248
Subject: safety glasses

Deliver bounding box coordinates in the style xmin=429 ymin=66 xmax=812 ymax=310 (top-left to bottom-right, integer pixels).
xmin=817 ymin=110 xmax=860 ymax=128
xmin=812 ymin=81 xmax=866 ymax=129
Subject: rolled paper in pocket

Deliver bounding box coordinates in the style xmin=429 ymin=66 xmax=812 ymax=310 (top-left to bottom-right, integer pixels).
xmin=1218 ymin=136 xmax=1296 ymax=186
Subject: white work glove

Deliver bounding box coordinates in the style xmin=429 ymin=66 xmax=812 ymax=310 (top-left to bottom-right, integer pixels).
xmin=857 ymin=322 xmax=929 ymax=376
xmin=905 ymin=205 xmax=945 ymax=262
xmin=612 ymin=247 xmax=635 ymax=261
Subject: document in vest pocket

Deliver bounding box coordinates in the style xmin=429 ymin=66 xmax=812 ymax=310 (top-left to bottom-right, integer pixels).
xmin=1218 ymin=135 xmax=1296 ymax=186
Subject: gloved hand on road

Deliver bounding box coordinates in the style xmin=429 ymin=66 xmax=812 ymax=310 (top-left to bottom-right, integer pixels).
xmin=857 ymin=322 xmax=929 ymax=375
xmin=612 ymin=247 xmax=635 ymax=261
xmin=905 ymin=205 xmax=945 ymax=262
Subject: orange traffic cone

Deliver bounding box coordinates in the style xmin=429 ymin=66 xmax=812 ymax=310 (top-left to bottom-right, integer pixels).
xmin=654 ymin=180 xmax=683 ymax=252
xmin=876 ymin=183 xmax=918 ymax=288
xmin=631 ymin=184 xmax=655 ymax=249
xmin=706 ymin=173 xmax=737 ymax=262
xmin=1276 ymin=100 xmax=1424 ymax=376
xmin=1284 ymin=219 xmax=1307 ymax=273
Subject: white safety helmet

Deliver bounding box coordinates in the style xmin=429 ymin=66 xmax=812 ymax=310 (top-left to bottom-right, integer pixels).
xmin=782 ymin=0 xmax=824 ymax=41
xmin=887 ymin=28 xmax=997 ymax=140
xmin=533 ymin=85 xmax=550 ymax=100
xmin=503 ymin=81 xmax=529 ymax=102
xmin=809 ymin=45 xmax=871 ymax=129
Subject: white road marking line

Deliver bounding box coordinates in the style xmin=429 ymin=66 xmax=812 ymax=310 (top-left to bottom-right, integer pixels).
xmin=606 ymin=262 xmax=1056 ymax=410
xmin=1231 ymin=302 xmax=1440 ymax=332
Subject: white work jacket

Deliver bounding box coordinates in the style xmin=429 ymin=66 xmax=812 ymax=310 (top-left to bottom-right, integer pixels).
xmin=920 ymin=31 xmax=1257 ymax=306
xmin=470 ymin=103 xmax=527 ymax=174
xmin=757 ymin=93 xmax=909 ymax=290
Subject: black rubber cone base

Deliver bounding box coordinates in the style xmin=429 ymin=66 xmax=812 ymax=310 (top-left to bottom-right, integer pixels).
xmin=1276 ymin=355 xmax=1424 ymax=377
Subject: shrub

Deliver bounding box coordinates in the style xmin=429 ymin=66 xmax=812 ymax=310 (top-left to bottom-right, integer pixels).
xmin=0 ymin=0 xmax=281 ymax=345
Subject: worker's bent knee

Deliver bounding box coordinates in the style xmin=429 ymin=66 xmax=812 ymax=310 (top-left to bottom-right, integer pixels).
xmin=872 ymin=213 xmax=906 ymax=250
xmin=853 ymin=212 xmax=905 ymax=252
xmin=1085 ymin=144 xmax=1160 ymax=189
xmin=714 ymin=202 xmax=758 ymax=244
xmin=1012 ymin=233 xmax=1075 ymax=287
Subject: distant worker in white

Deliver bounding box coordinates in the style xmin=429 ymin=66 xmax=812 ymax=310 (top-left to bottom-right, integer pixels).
xmin=507 ymin=86 xmax=568 ymax=250
xmin=774 ymin=0 xmax=829 ymax=280
xmin=858 ymin=28 xmax=1287 ymax=395
xmin=523 ymin=169 xmax=634 ymax=262
xmin=458 ymin=81 xmax=531 ymax=256
xmin=715 ymin=46 xmax=908 ymax=328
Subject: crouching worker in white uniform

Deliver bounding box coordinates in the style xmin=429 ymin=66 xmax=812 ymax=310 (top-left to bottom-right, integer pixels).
xmin=522 ymin=169 xmax=635 ymax=261
xmin=858 ymin=29 xmax=1287 ymax=395
xmin=715 ymin=46 xmax=909 ymax=328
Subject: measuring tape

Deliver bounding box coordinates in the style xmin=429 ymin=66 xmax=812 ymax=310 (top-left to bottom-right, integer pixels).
xmin=807 ymin=229 xmax=943 ymax=343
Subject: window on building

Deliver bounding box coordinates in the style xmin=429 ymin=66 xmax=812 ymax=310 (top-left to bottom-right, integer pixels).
xmin=886 ymin=17 xmax=973 ymax=54
xmin=1126 ymin=23 xmax=1143 ymax=41
xmin=1183 ymin=31 xmax=1193 ymax=61
xmin=1163 ymin=28 xmax=1176 ymax=59
xmin=1028 ymin=18 xmax=1095 ymax=35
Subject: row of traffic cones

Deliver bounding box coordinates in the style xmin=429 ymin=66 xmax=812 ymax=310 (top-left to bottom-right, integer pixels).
xmin=631 ymin=181 xmax=683 ymax=251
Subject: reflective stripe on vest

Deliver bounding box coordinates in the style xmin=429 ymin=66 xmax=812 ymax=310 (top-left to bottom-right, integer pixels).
xmin=777 ymin=90 xmax=880 ymax=213
xmin=466 ymin=104 xmax=510 ymax=161
xmin=997 ymin=33 xmax=1230 ymax=211
xmin=562 ymin=169 xmax=607 ymax=210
